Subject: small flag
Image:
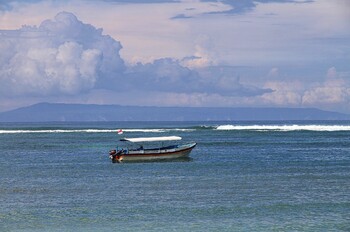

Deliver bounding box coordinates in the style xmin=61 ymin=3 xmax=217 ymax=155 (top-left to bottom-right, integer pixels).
xmin=117 ymin=129 xmax=123 ymax=135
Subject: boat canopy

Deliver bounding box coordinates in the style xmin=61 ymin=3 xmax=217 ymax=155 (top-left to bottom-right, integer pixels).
xmin=120 ymin=136 xmax=182 ymax=143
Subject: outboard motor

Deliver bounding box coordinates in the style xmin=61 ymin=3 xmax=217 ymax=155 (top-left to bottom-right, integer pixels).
xmin=109 ymin=150 xmax=117 ymax=160
xmin=109 ymin=149 xmax=124 ymax=162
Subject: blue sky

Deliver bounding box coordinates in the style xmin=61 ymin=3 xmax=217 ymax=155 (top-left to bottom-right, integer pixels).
xmin=0 ymin=0 xmax=349 ymax=113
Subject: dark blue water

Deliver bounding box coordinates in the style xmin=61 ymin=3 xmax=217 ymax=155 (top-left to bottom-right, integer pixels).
xmin=1 ymin=121 xmax=350 ymax=231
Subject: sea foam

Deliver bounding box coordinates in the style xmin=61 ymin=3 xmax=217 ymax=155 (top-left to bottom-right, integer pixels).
xmin=0 ymin=128 xmax=194 ymax=134
xmin=216 ymin=124 xmax=350 ymax=131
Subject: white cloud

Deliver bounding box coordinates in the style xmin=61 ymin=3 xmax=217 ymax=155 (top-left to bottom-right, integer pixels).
xmin=268 ymin=68 xmax=279 ymax=78
xmin=0 ymin=0 xmax=233 ymax=64
xmin=260 ymin=80 xmax=304 ymax=106
xmin=0 ymin=12 xmax=124 ymax=97
xmin=303 ymin=87 xmax=349 ymax=105
xmin=0 ymin=1 xmax=350 ymax=114
xmin=327 ymin=67 xmax=337 ymax=79
xmin=0 ymin=0 xmax=349 ymax=67
xmin=302 ymin=67 xmax=350 ymax=106
xmin=0 ymin=11 xmax=272 ymax=113
xmin=181 ymin=34 xmax=216 ymax=68
xmin=259 ymin=67 xmax=350 ymax=112
xmin=124 ymin=60 xmax=272 ymax=97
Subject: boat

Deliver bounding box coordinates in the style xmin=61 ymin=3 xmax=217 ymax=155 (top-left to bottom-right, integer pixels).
xmin=109 ymin=136 xmax=196 ymax=163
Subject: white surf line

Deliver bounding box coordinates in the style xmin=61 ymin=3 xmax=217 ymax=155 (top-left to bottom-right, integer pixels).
xmin=216 ymin=125 xmax=350 ymax=131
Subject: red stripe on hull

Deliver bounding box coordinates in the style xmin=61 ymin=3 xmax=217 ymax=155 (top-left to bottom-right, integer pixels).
xmin=114 ymin=143 xmax=196 ymax=162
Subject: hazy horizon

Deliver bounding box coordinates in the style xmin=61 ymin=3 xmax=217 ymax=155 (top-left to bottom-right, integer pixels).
xmin=1 ymin=102 xmax=349 ymax=122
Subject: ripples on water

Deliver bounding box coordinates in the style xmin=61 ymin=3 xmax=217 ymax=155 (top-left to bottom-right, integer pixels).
xmin=0 ymin=121 xmax=349 ymax=231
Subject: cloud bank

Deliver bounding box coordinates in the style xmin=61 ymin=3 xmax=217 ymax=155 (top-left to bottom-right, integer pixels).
xmin=0 ymin=5 xmax=349 ymax=114
xmin=0 ymin=11 xmax=271 ymax=101
xmin=0 ymin=12 xmax=124 ymax=96
xmin=126 ymin=59 xmax=273 ymax=97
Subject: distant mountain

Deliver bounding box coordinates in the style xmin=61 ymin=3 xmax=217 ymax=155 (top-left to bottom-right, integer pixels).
xmin=0 ymin=102 xmax=349 ymax=122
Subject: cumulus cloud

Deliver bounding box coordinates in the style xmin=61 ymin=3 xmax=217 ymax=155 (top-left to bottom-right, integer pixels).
xmin=259 ymin=67 xmax=350 ymax=112
xmin=0 ymin=11 xmax=275 ymax=111
xmin=302 ymin=67 xmax=350 ymax=105
xmin=197 ymin=67 xmax=274 ymax=97
xmin=125 ymin=59 xmax=273 ymax=97
xmin=268 ymin=67 xmax=279 ymax=78
xmin=261 ymin=80 xmax=303 ymax=106
xmin=0 ymin=11 xmax=124 ymax=97
xmin=182 ymin=35 xmax=216 ymax=68
xmin=326 ymin=66 xmax=337 ymax=79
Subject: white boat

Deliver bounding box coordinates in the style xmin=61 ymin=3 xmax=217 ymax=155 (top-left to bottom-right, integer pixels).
xmin=109 ymin=136 xmax=196 ymax=163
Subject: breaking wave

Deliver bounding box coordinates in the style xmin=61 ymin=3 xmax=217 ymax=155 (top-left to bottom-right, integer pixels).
xmin=0 ymin=129 xmax=116 ymax=134
xmin=1 ymin=124 xmax=350 ymax=134
xmin=216 ymin=124 xmax=350 ymax=131
xmin=0 ymin=128 xmax=194 ymax=134
xmin=122 ymin=129 xmax=195 ymax=133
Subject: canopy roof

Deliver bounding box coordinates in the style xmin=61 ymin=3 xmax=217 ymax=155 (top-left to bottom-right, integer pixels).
xmin=120 ymin=136 xmax=182 ymax=143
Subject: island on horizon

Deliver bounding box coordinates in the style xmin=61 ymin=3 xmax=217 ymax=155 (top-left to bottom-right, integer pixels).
xmin=0 ymin=102 xmax=349 ymax=122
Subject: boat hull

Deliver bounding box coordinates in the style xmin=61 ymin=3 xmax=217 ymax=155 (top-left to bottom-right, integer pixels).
xmin=110 ymin=143 xmax=196 ymax=163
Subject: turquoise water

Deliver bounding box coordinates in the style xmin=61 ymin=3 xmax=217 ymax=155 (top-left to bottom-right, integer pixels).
xmin=0 ymin=121 xmax=350 ymax=231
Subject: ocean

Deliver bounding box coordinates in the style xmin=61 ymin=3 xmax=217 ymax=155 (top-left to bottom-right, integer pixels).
xmin=0 ymin=121 xmax=349 ymax=231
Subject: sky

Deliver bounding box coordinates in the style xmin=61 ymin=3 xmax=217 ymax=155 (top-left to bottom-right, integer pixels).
xmin=0 ymin=0 xmax=349 ymax=113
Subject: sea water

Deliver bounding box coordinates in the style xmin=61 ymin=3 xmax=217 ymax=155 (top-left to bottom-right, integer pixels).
xmin=0 ymin=121 xmax=349 ymax=231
